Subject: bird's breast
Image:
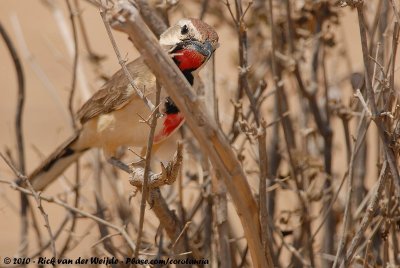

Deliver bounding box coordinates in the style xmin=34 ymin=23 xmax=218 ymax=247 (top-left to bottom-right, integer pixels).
xmin=154 ymin=113 xmax=185 ymax=143
xmin=174 ymin=49 xmax=206 ymax=71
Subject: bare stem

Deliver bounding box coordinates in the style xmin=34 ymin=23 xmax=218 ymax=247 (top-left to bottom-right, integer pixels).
xmin=0 ymin=21 xmax=28 ymax=258
xmin=99 ymin=8 xmax=155 ymax=111
xmin=134 ymin=81 xmax=161 ymax=258
xmin=108 ymin=4 xmax=268 ymax=267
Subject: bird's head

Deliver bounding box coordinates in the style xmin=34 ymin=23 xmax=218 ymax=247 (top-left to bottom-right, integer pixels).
xmin=160 ymin=18 xmax=219 ymax=72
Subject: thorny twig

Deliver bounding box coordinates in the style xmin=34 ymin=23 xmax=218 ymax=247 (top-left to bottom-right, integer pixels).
xmin=108 ymin=3 xmax=268 ymax=267
xmin=129 ymin=143 xmax=183 ymax=189
xmin=42 ymin=0 xmax=92 ymax=100
xmin=280 ymin=1 xmax=317 ymax=266
xmin=0 ymin=154 xmax=57 ymax=259
xmin=227 ymin=0 xmax=273 ymax=263
xmin=0 ymin=21 xmax=28 ymax=258
xmin=9 ymin=14 xmax=71 ymax=123
xmin=66 ymin=0 xmax=79 ymax=129
xmin=59 ymin=0 xmax=82 ymax=258
xmin=358 ymin=3 xmax=400 ymax=186
xmin=340 ymin=162 xmax=389 ymax=267
xmin=100 ymin=7 xmax=155 ymax=111
xmin=0 ymin=176 xmax=136 ymax=253
xmin=4 ymin=0 xmax=400 ymax=266
xmin=134 ymin=81 xmax=161 ymax=259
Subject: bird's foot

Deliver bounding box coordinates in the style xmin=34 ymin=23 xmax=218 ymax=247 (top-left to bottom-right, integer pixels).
xmin=108 ymin=157 xmax=131 ymax=173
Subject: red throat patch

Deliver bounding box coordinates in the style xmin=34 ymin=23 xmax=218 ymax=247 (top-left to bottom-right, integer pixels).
xmin=174 ymin=49 xmax=206 ymax=71
xmin=154 ymin=113 xmax=185 ymax=143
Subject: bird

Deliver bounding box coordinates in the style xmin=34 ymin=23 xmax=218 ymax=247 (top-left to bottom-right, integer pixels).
xmin=25 ymin=18 xmax=219 ymax=191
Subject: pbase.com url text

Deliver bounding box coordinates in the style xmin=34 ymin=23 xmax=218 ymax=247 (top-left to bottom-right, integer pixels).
xmin=125 ymin=257 xmax=209 ymax=265
xmin=2 ymin=256 xmax=209 ymax=266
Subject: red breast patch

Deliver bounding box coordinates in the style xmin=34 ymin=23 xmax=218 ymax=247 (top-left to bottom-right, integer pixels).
xmin=174 ymin=49 xmax=206 ymax=71
xmin=154 ymin=113 xmax=185 ymax=143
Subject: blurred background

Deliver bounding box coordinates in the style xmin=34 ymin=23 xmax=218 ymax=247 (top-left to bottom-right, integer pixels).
xmin=1 ymin=0 xmax=399 ymax=267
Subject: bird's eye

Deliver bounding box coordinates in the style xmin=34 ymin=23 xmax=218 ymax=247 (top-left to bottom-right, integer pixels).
xmin=181 ymin=25 xmax=189 ymax=35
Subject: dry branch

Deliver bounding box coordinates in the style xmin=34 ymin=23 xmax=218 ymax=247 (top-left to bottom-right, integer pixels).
xmin=0 ymin=177 xmax=137 ymax=253
xmin=129 ymin=143 xmax=183 ymax=189
xmin=100 ymin=8 xmax=155 ymax=111
xmin=0 ymin=21 xmax=28 ymax=259
xmin=340 ymin=161 xmax=389 ymax=267
xmin=133 ymin=81 xmax=161 ymax=259
xmin=0 ymin=154 xmax=57 ymax=259
xmin=356 ymin=3 xmax=400 ymax=193
xmin=108 ymin=3 xmax=272 ymax=267
xmin=3 ymin=0 xmax=400 ymax=266
xmin=135 ymin=0 xmax=168 ymax=36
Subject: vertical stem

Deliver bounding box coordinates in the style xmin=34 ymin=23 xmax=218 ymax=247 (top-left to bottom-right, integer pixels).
xmin=203 ymin=50 xmax=231 ymax=265
xmin=0 ymin=21 xmax=27 ymax=259
xmin=284 ymin=1 xmax=318 ymax=266
xmin=0 ymin=24 xmax=26 ymax=175
xmin=357 ymin=3 xmax=400 ymax=192
xmin=134 ymin=82 xmax=161 ymax=258
xmin=66 ymin=0 xmax=78 ymax=129
xmin=257 ymin=122 xmax=273 ymax=262
xmin=233 ymin=0 xmax=274 ymax=263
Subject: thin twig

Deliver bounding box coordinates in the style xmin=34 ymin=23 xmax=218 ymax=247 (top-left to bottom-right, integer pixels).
xmin=0 ymin=177 xmax=136 ymax=253
xmin=10 ymin=14 xmax=71 ymax=123
xmin=28 ymin=215 xmax=70 ymax=259
xmin=74 ymin=0 xmax=104 ymax=63
xmin=357 ymin=3 xmax=400 ymax=194
xmin=0 ymin=154 xmax=57 ymax=259
xmin=281 ymin=1 xmax=318 ymax=266
xmin=341 ymin=161 xmax=388 ymax=266
xmin=109 ymin=4 xmax=268 ymax=267
xmin=171 ymin=221 xmax=191 ymax=252
xmin=99 ymin=8 xmax=155 ymax=111
xmin=134 ymin=81 xmax=161 ymax=259
xmin=41 ymin=0 xmax=91 ymax=100
xmin=354 ymin=89 xmax=372 ymax=117
xmin=135 ymin=0 xmax=168 ymax=36
xmin=0 ymin=20 xmax=28 ymax=259
xmin=65 ymin=0 xmax=79 ymax=129
xmin=0 ymin=22 xmax=25 ymax=174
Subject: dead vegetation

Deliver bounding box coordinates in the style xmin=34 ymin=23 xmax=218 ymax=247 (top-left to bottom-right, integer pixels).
xmin=0 ymin=0 xmax=400 ymax=267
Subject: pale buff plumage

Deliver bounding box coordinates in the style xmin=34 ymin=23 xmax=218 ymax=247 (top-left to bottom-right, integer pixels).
xmin=28 ymin=19 xmax=218 ymax=191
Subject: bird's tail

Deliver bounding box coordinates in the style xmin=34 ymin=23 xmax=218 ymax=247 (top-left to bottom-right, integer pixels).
xmin=24 ymin=133 xmax=88 ymax=191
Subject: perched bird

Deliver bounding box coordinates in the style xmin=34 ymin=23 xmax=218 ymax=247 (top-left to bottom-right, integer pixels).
xmin=26 ymin=18 xmax=219 ymax=191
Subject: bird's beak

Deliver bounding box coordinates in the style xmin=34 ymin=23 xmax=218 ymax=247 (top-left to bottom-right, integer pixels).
xmin=190 ymin=40 xmax=216 ymax=60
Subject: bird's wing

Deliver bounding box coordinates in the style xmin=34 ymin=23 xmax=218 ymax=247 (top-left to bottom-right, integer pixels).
xmin=77 ymin=58 xmax=155 ymax=124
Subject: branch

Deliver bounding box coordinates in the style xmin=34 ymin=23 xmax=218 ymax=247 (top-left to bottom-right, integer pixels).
xmin=0 ymin=20 xmax=28 ymax=258
xmin=129 ymin=143 xmax=183 ymax=189
xmin=130 ymin=145 xmax=187 ymax=254
xmin=100 ymin=8 xmax=155 ymax=111
xmin=341 ymin=162 xmax=389 ymax=266
xmin=9 ymin=14 xmax=72 ymax=125
xmin=0 ymin=22 xmax=25 ymax=174
xmin=109 ymin=3 xmax=269 ymax=267
xmin=107 ymin=144 xmax=186 ymax=251
xmin=357 ymin=3 xmax=400 ymax=194
xmin=65 ymin=0 xmax=79 ymax=129
xmin=0 ymin=154 xmax=57 ymax=259
xmin=0 ymin=177 xmax=136 ymax=253
xmin=41 ymin=0 xmax=91 ymax=100
xmin=135 ymin=0 xmax=168 ymax=36
xmin=59 ymin=1 xmax=82 ymax=258
xmin=134 ymin=81 xmax=161 ymax=258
